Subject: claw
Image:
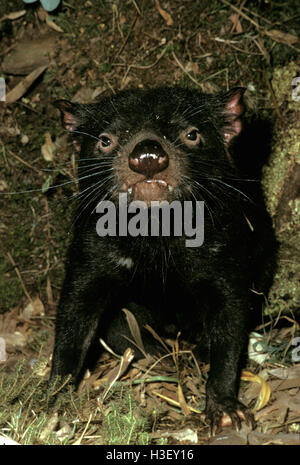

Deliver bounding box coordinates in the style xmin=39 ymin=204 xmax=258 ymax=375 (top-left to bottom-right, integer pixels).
xmin=244 ymin=409 xmax=256 ymax=430
xmin=205 ymin=397 xmax=255 ymax=434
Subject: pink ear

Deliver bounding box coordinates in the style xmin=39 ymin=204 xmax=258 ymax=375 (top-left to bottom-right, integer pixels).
xmin=53 ymin=100 xmax=80 ymax=131
xmin=54 ymin=100 xmax=81 ymax=151
xmin=61 ymin=111 xmax=78 ymax=132
xmin=223 ymin=87 xmax=245 ymax=145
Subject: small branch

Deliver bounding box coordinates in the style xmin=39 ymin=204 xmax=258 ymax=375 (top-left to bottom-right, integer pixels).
xmin=7 ymin=252 xmax=33 ymax=303
xmin=172 ymin=52 xmax=203 ymax=88
xmin=9 ymin=150 xmax=43 ymax=175
xmin=220 ymin=0 xmax=261 ymax=30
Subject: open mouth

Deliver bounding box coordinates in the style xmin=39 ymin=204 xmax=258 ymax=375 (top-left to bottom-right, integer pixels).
xmin=122 ymin=179 xmax=174 ymax=202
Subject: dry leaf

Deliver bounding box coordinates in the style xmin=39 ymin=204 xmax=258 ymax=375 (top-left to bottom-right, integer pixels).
xmin=229 ymin=13 xmax=243 ymax=33
xmin=6 ymin=65 xmax=48 ymax=103
xmin=241 ymin=370 xmax=271 ymax=411
xmin=36 ymin=6 xmax=63 ymax=32
xmin=41 ymin=132 xmax=56 ymax=162
xmin=96 ymin=347 xmax=134 ymax=397
xmin=0 ymin=180 xmax=8 ymax=192
xmin=177 ymin=384 xmax=191 ymax=416
xmin=21 ymin=296 xmax=45 ymax=319
xmin=152 ymin=389 xmax=202 ymax=414
xmin=185 ymin=61 xmax=199 ymax=74
xmin=0 ymin=10 xmax=26 ymax=21
xmin=288 ymin=392 xmax=300 ymax=415
xmin=155 ymin=0 xmax=174 ymax=26
xmin=268 ymin=365 xmax=300 ymax=379
xmin=152 ymin=389 xmax=180 ymax=408
xmin=144 ymin=324 xmax=170 ymax=352
xmin=269 ymin=377 xmax=300 ymax=392
xmin=248 ymin=431 xmax=300 ymax=446
xmin=46 ymin=15 xmax=64 ymax=33
xmin=122 ymin=308 xmax=145 ymax=355
xmin=265 ymin=29 xmax=299 ymax=46
xmin=2 ymin=36 xmax=55 ymax=75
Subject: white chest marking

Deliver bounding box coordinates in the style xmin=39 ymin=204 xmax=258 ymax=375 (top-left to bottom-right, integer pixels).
xmin=117 ymin=256 xmax=134 ymax=270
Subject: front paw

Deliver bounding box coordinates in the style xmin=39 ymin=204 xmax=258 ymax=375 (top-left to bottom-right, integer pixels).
xmin=205 ymin=396 xmax=255 ymax=435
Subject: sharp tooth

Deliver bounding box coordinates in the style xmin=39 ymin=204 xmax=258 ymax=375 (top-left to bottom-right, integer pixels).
xmin=167 ymin=185 xmax=173 ymax=192
xmin=128 ymin=187 xmax=133 ymax=194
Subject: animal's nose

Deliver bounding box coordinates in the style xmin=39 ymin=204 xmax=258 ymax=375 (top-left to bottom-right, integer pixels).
xmin=128 ymin=139 xmax=169 ymax=178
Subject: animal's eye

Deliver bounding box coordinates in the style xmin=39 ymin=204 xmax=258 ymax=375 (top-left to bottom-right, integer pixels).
xmin=97 ymin=133 xmax=118 ymax=152
xmin=181 ymin=127 xmax=202 ymax=147
xmin=180 ymin=126 xmax=203 ymax=147
xmin=99 ymin=135 xmax=111 ymax=147
xmin=186 ymin=130 xmax=199 ymax=141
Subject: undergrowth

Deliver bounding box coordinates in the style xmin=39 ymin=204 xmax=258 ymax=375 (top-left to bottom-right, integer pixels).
xmin=0 ymin=358 xmax=152 ymax=445
xmin=0 ymin=359 xmax=82 ymax=444
xmin=101 ymin=389 xmax=151 ymax=445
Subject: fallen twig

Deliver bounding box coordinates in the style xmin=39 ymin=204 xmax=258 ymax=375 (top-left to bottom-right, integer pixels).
xmin=7 ymin=252 xmax=33 ymax=304
xmin=9 ymin=149 xmax=43 ymax=175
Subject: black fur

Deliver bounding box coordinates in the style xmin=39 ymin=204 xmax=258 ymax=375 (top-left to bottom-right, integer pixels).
xmin=50 ymin=86 xmax=275 ymax=432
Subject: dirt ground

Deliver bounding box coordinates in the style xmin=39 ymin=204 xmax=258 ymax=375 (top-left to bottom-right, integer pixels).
xmin=0 ymin=0 xmax=299 ymax=446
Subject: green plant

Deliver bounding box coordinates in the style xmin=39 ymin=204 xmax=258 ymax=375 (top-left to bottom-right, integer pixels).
xmin=102 ymin=391 xmax=150 ymax=445
xmin=22 ymin=0 xmax=61 ymax=12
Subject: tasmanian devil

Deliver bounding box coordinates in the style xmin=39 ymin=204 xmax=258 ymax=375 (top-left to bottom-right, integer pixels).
xmin=50 ymin=85 xmax=268 ymax=432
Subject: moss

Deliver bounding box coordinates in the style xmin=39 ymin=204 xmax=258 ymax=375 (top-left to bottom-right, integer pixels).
xmin=270 ymin=61 xmax=300 ymax=111
xmin=262 ymin=62 xmax=300 ymax=316
xmin=263 ymin=125 xmax=300 ymax=218
xmin=0 ymin=258 xmax=23 ymax=311
xmin=0 ymin=192 xmax=39 ymax=311
xmin=266 ymin=232 xmax=300 ymax=315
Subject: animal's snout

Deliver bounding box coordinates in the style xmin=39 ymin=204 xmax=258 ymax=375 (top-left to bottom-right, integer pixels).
xmin=128 ymin=139 xmax=169 ymax=178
